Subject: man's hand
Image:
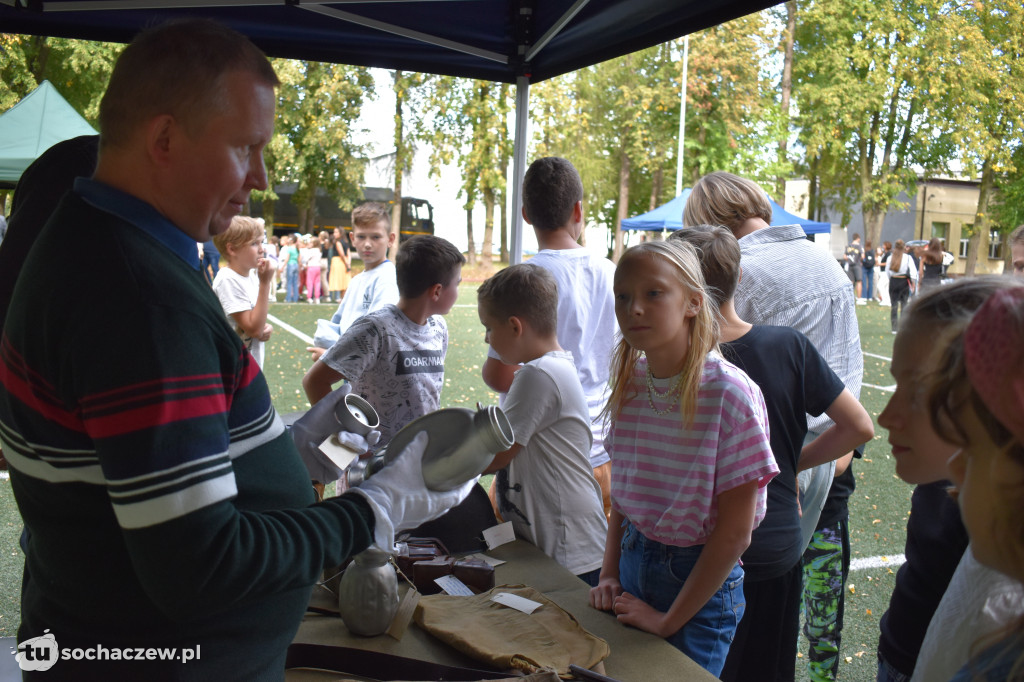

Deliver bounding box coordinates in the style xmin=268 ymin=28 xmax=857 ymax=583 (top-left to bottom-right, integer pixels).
xmin=348 ymin=432 xmax=476 ymax=552
xmin=307 ymin=346 xmax=326 ymax=363
xmin=257 ymin=323 xmax=273 ymax=342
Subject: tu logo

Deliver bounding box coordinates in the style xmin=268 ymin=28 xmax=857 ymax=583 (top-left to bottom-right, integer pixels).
xmin=13 ymin=630 xmax=58 ymax=672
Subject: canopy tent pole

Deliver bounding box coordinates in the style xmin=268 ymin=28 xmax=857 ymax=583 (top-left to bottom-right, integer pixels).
xmin=509 ymin=75 xmax=529 ymax=265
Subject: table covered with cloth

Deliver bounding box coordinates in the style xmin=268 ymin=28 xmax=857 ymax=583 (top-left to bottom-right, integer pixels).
xmin=289 ymin=539 xmax=717 ymax=681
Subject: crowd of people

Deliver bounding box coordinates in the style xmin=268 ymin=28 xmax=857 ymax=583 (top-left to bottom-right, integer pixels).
xmin=0 ymin=16 xmax=1023 ymax=682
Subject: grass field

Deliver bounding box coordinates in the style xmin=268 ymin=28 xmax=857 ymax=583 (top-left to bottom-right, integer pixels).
xmin=0 ymin=284 xmax=908 ymax=681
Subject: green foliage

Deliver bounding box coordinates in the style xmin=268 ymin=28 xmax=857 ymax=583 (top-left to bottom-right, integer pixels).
xmin=992 ymin=145 xmax=1024 ymax=230
xmin=269 ymin=59 xmax=375 ymax=228
xmin=0 ymin=34 xmax=121 ymax=123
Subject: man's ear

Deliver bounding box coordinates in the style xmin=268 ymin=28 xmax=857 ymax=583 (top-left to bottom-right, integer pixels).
xmin=429 ymin=282 xmax=443 ymax=301
xmin=508 ymin=315 xmax=524 ymax=337
xmin=146 ymin=114 xmax=177 ymax=167
xmin=572 ymin=200 xmax=583 ymax=224
xmin=737 ymin=265 xmax=743 ymax=284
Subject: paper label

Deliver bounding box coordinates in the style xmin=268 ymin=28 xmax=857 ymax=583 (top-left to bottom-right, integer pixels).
xmin=490 ymin=592 xmax=543 ymax=614
xmin=482 ymin=521 xmax=515 ymax=550
xmin=318 ymin=435 xmax=361 ymax=471
xmin=467 ymin=552 xmax=506 ymax=567
xmin=386 ymin=589 xmax=420 ymax=640
xmin=434 ymin=575 xmax=474 ymax=596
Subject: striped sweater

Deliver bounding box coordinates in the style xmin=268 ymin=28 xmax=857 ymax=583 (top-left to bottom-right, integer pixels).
xmin=0 ymin=180 xmax=373 ymax=680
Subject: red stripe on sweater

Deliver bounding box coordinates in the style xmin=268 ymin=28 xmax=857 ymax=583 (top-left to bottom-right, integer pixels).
xmin=0 ymin=353 xmax=85 ymax=433
xmin=84 ymin=391 xmax=228 ymax=439
xmin=80 ymin=373 xmax=227 ymax=410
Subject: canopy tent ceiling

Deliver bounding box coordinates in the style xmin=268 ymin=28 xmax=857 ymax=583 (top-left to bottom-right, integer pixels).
xmin=0 ymin=0 xmax=781 ymax=84
xmin=0 ymin=80 xmax=97 ymax=189
xmin=622 ymin=189 xmax=832 ymax=236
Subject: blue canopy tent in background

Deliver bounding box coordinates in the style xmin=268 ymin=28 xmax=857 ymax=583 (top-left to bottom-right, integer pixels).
xmin=621 ymin=188 xmax=832 ymax=236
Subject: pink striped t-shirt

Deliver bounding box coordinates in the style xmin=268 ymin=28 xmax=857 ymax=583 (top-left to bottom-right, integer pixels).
xmin=606 ymin=353 xmax=778 ymax=547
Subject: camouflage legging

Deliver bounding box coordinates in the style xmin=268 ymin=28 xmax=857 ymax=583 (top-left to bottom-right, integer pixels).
xmin=802 ymin=518 xmax=851 ymax=682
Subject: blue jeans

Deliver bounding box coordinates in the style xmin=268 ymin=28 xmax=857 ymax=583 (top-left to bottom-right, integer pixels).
xmin=618 ymin=522 xmax=744 ymax=677
xmin=285 ymin=262 xmax=299 ymax=302
xmin=863 ymin=266 xmax=875 ymax=300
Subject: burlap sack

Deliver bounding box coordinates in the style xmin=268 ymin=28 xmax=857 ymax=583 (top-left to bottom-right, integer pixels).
xmin=413 ymin=585 xmax=610 ymax=678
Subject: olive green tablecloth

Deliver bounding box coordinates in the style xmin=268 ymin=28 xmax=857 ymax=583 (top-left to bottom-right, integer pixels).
xmin=291 ymin=539 xmax=717 ymax=681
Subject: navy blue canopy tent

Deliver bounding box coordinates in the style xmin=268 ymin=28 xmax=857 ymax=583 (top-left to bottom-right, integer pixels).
xmin=622 ymin=189 xmax=832 ymax=236
xmin=0 ymin=0 xmax=784 ymax=259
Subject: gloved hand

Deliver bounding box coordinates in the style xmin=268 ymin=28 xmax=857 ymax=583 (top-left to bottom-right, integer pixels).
xmin=291 ymin=384 xmax=380 ymax=483
xmin=348 ymin=431 xmax=477 ymax=552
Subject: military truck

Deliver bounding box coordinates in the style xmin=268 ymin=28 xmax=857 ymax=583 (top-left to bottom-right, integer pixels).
xmin=251 ymin=183 xmax=434 ymax=242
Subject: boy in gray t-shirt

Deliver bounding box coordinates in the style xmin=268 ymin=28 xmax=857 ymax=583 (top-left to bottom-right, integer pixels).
xmin=302 ymin=236 xmax=465 ymax=445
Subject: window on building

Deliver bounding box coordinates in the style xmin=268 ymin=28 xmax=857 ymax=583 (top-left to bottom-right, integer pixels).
xmin=931 ymin=222 xmax=949 ymax=241
xmin=989 ymin=228 xmax=1003 ymax=259
xmin=960 ymin=223 xmax=971 ymax=258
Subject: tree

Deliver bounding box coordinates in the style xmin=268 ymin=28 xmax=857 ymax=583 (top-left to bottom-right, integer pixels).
xmin=422 ymin=76 xmax=511 ymax=268
xmin=0 ymin=34 xmax=120 ymax=120
xmin=794 ymin=0 xmax=960 ymax=248
xmin=386 ymin=71 xmax=429 ymax=260
xmin=268 ymin=59 xmax=374 ymax=234
xmin=938 ymin=0 xmax=1024 ymax=275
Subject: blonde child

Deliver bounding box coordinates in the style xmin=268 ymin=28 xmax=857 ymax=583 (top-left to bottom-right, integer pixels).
xmin=588 ymin=240 xmax=778 ymax=676
xmin=875 ymin=277 xmax=1024 ymax=682
xmin=931 ymin=286 xmax=1024 ymax=681
xmin=212 ymin=216 xmax=274 ymax=368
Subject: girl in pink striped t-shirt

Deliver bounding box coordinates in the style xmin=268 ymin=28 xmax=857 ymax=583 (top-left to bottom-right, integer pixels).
xmin=589 ymin=240 xmax=777 ymax=676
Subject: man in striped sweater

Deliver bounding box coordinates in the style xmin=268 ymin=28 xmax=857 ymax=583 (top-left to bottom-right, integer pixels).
xmin=0 ymin=19 xmax=467 ymax=680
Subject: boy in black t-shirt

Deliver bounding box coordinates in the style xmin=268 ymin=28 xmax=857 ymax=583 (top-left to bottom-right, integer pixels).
xmin=669 ymin=226 xmax=874 ymax=682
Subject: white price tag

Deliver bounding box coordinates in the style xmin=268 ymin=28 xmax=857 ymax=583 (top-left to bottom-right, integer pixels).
xmin=482 ymin=521 xmax=515 ymax=550
xmin=467 ymin=552 xmax=506 ymax=567
xmin=490 ymin=592 xmax=543 ymax=615
xmin=434 ymin=575 xmax=474 ymax=596
xmin=318 ymin=435 xmax=361 ymax=471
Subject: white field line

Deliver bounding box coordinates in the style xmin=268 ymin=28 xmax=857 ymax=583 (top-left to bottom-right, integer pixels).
xmin=850 ymin=554 xmax=906 ymax=571
xmin=267 ymin=313 xmax=314 ymax=345
xmin=863 ymin=382 xmax=896 ymax=392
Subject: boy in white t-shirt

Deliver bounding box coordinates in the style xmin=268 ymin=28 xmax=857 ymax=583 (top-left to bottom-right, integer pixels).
xmin=481 ymin=157 xmax=617 ymax=517
xmin=212 ymin=216 xmax=274 ymax=368
xmin=302 ymin=235 xmax=464 ymax=446
xmin=478 ymin=263 xmax=608 ymax=584
xmin=308 ymin=202 xmax=400 ymax=361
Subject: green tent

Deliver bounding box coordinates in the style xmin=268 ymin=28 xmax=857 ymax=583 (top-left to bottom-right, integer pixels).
xmin=0 ymin=80 xmax=97 ymax=189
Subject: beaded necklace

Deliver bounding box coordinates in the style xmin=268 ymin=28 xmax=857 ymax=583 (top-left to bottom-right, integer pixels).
xmin=645 ymin=362 xmax=684 ymax=416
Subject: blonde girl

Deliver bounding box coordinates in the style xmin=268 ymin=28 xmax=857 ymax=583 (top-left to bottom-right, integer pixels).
xmin=928 ymin=287 xmax=1024 ymax=682
xmin=588 ymin=240 xmax=778 ymax=676
xmin=875 ymin=277 xmax=1024 ymax=682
